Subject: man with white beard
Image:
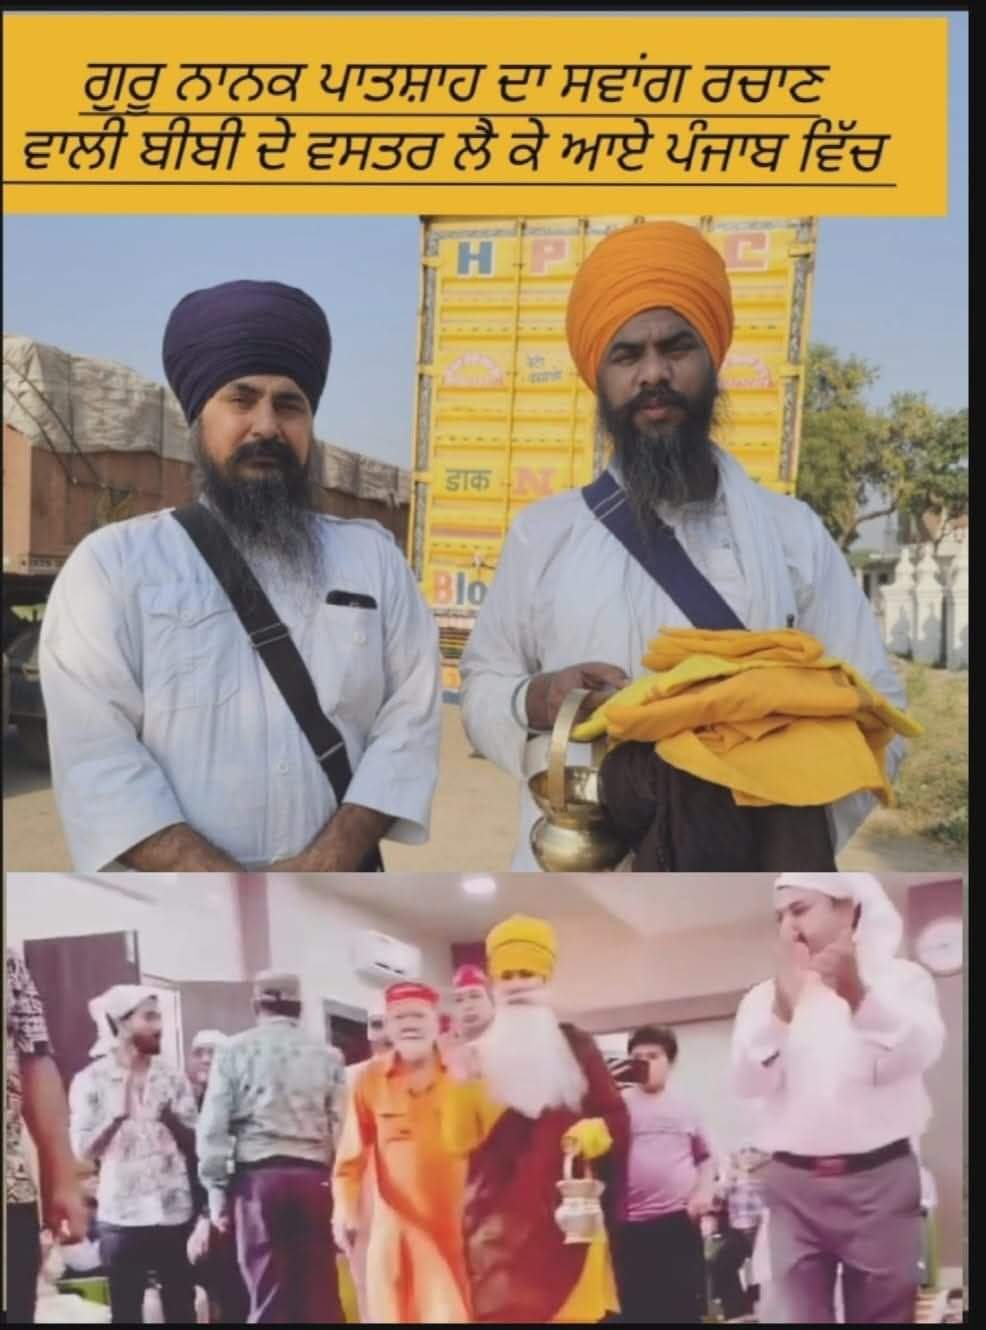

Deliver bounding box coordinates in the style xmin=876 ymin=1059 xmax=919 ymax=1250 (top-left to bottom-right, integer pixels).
xmin=339 ymin=994 xmax=391 ymax=1324
xmin=441 ymin=914 xmax=629 ymax=1323
xmin=731 ymin=872 xmax=945 ymax=1324
xmin=332 ymin=982 xmax=471 ymax=1323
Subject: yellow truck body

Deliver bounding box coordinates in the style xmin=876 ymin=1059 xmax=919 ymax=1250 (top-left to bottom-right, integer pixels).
xmin=409 ymin=215 xmax=817 ymax=697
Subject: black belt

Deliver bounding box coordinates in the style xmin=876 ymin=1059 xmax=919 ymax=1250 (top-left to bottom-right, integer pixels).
xmin=240 ymin=1156 xmax=329 ymax=1173
xmin=773 ymin=1138 xmax=911 ymax=1178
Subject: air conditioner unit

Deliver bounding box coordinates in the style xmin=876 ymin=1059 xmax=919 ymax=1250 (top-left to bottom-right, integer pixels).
xmin=351 ymin=929 xmax=422 ymax=986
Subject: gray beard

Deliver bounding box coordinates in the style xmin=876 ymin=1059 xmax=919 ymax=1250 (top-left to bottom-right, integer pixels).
xmin=191 ymin=432 xmax=324 ymax=598
xmin=600 ymin=385 xmax=724 ymax=534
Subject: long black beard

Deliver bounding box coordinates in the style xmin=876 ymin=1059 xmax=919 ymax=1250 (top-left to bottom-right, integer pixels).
xmin=600 ymin=376 xmax=723 ymax=534
xmin=192 ymin=432 xmax=323 ymax=595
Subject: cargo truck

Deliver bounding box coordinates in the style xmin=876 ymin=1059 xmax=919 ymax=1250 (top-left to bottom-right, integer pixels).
xmin=407 ymin=215 xmax=817 ymax=698
xmin=2 ymin=334 xmax=410 ymax=763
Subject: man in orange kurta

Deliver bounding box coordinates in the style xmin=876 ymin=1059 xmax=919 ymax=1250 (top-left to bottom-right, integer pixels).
xmin=332 ymin=982 xmax=471 ymax=1323
xmin=342 ymin=998 xmax=391 ymax=1323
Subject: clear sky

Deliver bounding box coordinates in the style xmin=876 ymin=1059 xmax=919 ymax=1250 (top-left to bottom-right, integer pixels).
xmin=2 ymin=12 xmax=967 ymax=468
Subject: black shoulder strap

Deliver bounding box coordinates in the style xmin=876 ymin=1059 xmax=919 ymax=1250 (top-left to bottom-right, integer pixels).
xmin=171 ymin=503 xmax=382 ymax=871
xmin=581 ymin=470 xmax=745 ymax=631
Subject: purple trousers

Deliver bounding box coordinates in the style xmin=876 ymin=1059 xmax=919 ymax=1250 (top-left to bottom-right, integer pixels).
xmin=232 ymin=1160 xmax=343 ymax=1325
xmin=764 ymin=1153 xmax=922 ymax=1324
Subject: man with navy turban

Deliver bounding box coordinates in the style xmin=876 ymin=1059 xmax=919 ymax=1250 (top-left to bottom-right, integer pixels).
xmin=40 ymin=279 xmax=442 ymax=873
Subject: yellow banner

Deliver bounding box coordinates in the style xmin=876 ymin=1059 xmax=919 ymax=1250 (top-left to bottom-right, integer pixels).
xmin=3 ymin=14 xmax=946 ymax=215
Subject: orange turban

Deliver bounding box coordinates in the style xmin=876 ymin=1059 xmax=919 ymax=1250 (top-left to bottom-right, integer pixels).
xmin=565 ymin=221 xmax=734 ymax=392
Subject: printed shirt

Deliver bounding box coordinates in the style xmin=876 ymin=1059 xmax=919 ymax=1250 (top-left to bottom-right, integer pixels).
xmin=39 ymin=506 xmax=442 ymax=871
xmin=6 ymin=949 xmax=52 ymax=1205
xmin=196 ymin=1018 xmax=346 ymax=1200
xmin=69 ymin=1054 xmax=199 ymax=1227
xmin=720 ymin=1176 xmax=767 ymax=1231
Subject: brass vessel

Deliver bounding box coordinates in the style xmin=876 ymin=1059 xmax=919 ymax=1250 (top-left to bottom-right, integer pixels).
xmin=528 ymin=688 xmax=627 ymax=872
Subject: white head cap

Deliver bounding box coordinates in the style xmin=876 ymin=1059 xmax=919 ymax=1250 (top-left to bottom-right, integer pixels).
xmin=88 ymin=985 xmax=158 ymax=1057
xmin=190 ymin=1029 xmax=228 ymax=1052
xmin=774 ymin=872 xmax=903 ymax=972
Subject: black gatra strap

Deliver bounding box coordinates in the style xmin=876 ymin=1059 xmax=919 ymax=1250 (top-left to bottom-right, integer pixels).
xmin=171 ymin=503 xmax=383 ymax=872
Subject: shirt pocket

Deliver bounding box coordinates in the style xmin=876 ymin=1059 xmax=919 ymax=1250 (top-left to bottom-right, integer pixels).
xmin=311 ymin=603 xmax=385 ymax=722
xmin=140 ymin=585 xmax=242 ymax=712
xmin=377 ymin=1109 xmax=413 ymax=1146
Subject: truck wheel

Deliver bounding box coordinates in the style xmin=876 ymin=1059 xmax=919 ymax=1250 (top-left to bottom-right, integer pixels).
xmin=15 ymin=717 xmax=50 ymax=769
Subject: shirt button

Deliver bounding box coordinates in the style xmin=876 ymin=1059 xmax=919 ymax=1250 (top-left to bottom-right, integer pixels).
xmin=277 ymin=761 xmax=288 ymax=774
xmin=354 ymin=631 xmax=367 ymax=646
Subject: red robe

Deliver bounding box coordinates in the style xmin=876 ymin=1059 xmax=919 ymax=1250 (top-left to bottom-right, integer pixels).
xmin=442 ymin=1023 xmax=629 ymax=1323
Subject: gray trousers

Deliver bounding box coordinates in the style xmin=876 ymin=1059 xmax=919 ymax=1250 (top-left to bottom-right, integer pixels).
xmin=763 ymin=1152 xmax=922 ymax=1324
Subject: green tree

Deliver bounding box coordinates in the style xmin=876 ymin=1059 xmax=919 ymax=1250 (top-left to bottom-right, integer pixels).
xmin=796 ymin=343 xmax=884 ymax=549
xmin=796 ymin=345 xmax=969 ymax=550
xmin=883 ymin=398 xmax=968 ymax=546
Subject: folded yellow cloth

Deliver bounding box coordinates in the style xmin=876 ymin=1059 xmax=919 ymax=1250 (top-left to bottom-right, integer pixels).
xmin=571 ymin=629 xmax=921 ymax=809
xmin=643 ymin=627 xmax=825 ymax=670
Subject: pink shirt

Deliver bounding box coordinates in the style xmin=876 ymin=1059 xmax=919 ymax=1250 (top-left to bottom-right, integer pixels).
xmin=731 ymin=967 xmax=943 ymax=1155
xmin=622 ymin=1087 xmax=711 ymax=1222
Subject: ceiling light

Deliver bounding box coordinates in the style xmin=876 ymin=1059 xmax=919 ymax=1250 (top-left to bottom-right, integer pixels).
xmin=462 ymin=876 xmax=497 ymax=897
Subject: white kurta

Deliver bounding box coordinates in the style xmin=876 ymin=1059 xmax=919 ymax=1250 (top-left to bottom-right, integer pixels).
xmin=459 ymin=454 xmax=907 ymax=870
xmin=730 ymin=962 xmax=944 ymax=1155
xmin=40 ymin=506 xmax=442 ymax=871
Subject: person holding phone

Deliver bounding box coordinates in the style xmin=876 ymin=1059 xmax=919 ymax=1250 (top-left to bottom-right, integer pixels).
xmin=611 ymin=1026 xmax=716 ymax=1325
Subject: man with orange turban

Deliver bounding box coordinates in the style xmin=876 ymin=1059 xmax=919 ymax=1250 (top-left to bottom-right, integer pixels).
xmin=440 ymin=915 xmax=629 ymax=1323
xmin=332 ymin=981 xmax=471 ymax=1323
xmin=459 ymin=220 xmax=905 ymax=871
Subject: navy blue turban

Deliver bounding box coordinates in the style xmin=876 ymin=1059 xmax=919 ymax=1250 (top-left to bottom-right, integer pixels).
xmin=162 ymin=279 xmax=331 ymax=423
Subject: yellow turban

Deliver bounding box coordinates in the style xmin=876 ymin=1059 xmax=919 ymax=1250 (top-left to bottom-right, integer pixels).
xmin=486 ymin=914 xmax=557 ymax=981
xmin=565 ymin=221 xmax=735 ymax=392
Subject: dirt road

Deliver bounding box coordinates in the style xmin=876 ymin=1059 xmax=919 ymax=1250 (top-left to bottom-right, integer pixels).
xmin=2 ymin=706 xmax=967 ymax=876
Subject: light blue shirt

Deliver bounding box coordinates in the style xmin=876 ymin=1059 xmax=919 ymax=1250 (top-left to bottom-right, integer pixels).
xmin=40 ymin=505 xmax=442 ymax=870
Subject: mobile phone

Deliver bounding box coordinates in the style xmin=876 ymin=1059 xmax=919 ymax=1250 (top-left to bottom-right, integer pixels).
xmin=611 ymin=1057 xmax=649 ymax=1086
